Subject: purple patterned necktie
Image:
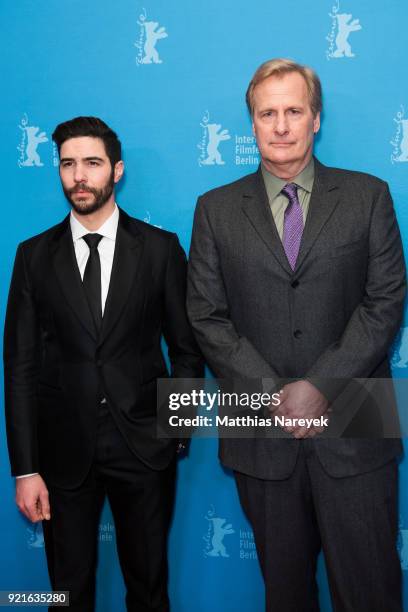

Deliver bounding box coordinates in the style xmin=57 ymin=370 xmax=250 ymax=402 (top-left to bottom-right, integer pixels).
xmin=282 ymin=183 xmax=304 ymax=270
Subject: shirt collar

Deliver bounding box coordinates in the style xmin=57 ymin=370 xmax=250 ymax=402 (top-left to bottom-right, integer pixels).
xmin=70 ymin=203 xmax=119 ymax=243
xmin=261 ymin=157 xmax=315 ymax=203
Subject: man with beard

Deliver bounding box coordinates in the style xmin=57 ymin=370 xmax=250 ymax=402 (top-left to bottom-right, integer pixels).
xmin=4 ymin=116 xmax=203 ymax=611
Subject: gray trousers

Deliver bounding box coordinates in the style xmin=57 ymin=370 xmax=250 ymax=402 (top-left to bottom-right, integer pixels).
xmin=235 ymin=440 xmax=402 ymax=612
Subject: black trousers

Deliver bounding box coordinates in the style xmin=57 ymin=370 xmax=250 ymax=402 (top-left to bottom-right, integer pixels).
xmin=42 ymin=404 xmax=176 ymax=612
xmin=234 ymin=440 xmax=402 ymax=612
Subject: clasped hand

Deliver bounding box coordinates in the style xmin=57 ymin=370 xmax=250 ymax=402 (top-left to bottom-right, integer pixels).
xmin=270 ymin=380 xmax=330 ymax=439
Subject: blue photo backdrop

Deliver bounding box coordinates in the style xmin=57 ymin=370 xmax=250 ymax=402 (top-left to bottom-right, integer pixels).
xmin=1 ymin=1 xmax=408 ymax=610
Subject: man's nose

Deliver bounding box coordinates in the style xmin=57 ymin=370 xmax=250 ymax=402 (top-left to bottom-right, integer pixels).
xmin=73 ymin=165 xmax=87 ymax=183
xmin=274 ymin=113 xmax=289 ymax=135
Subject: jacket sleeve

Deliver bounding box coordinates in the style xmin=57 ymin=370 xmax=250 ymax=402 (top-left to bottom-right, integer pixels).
xmin=3 ymin=244 xmax=40 ymax=476
xmin=162 ymin=233 xmax=204 ymax=379
xmin=187 ymin=196 xmax=280 ymax=384
xmin=306 ymin=181 xmax=406 ymax=400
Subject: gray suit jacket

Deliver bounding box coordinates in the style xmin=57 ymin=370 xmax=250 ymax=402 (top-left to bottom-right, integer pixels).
xmin=187 ymin=159 xmax=406 ymax=478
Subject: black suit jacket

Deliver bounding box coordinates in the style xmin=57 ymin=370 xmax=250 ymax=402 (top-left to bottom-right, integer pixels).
xmin=187 ymin=159 xmax=406 ymax=478
xmin=4 ymin=208 xmax=203 ymax=488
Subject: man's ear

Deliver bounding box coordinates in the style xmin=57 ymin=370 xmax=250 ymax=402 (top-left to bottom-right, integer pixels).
xmin=114 ymin=160 xmax=124 ymax=184
xmin=313 ymin=112 xmax=321 ymax=135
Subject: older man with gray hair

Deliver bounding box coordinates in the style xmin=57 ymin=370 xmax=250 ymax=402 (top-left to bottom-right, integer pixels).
xmin=187 ymin=58 xmax=405 ymax=610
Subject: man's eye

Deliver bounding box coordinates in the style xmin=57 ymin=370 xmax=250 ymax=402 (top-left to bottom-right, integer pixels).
xmin=61 ymin=162 xmax=72 ymax=168
xmin=289 ymin=109 xmax=300 ymax=115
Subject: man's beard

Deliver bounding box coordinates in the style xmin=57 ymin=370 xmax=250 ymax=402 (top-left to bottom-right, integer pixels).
xmin=63 ymin=171 xmax=114 ymax=216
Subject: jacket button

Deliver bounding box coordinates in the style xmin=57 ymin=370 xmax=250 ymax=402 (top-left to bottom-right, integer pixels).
xmin=291 ymin=279 xmax=299 ymax=288
xmin=293 ymin=329 xmax=302 ymax=339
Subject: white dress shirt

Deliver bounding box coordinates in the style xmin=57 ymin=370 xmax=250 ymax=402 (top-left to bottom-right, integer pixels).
xmin=17 ymin=205 xmax=119 ymax=479
xmin=70 ymin=204 xmax=119 ymax=315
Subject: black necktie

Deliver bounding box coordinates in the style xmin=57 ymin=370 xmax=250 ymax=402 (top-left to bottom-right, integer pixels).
xmin=82 ymin=233 xmax=103 ymax=332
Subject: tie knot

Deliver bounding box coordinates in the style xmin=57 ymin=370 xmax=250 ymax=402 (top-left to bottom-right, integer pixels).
xmin=281 ymin=183 xmax=299 ymax=203
xmin=82 ymin=233 xmax=103 ymax=250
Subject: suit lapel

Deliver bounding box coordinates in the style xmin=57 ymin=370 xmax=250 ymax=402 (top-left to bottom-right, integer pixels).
xmin=295 ymin=159 xmax=340 ymax=272
xmin=241 ymin=169 xmax=293 ymax=275
xmin=50 ymin=216 xmax=98 ymax=341
xmin=242 ymin=161 xmax=341 ymax=276
xmin=98 ymin=209 xmax=144 ymax=346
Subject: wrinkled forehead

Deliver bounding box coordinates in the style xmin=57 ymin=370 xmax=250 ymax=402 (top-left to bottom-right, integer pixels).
xmin=253 ymin=72 xmax=311 ymax=110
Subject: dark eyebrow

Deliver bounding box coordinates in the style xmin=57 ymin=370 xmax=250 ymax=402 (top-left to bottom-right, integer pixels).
xmin=59 ymin=156 xmax=105 ymax=163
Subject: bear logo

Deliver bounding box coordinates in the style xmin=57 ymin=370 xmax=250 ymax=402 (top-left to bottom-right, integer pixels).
xmin=201 ymin=123 xmax=231 ymax=165
xmin=333 ymin=13 xmax=362 ymax=58
xmin=396 ymin=119 xmax=408 ymax=162
xmin=19 ymin=125 xmax=48 ymax=167
xmin=141 ymin=20 xmax=168 ymax=64
xmin=205 ymin=516 xmax=235 ymax=557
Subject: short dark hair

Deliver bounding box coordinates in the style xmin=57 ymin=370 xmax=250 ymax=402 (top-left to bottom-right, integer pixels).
xmin=52 ymin=116 xmax=122 ymax=166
